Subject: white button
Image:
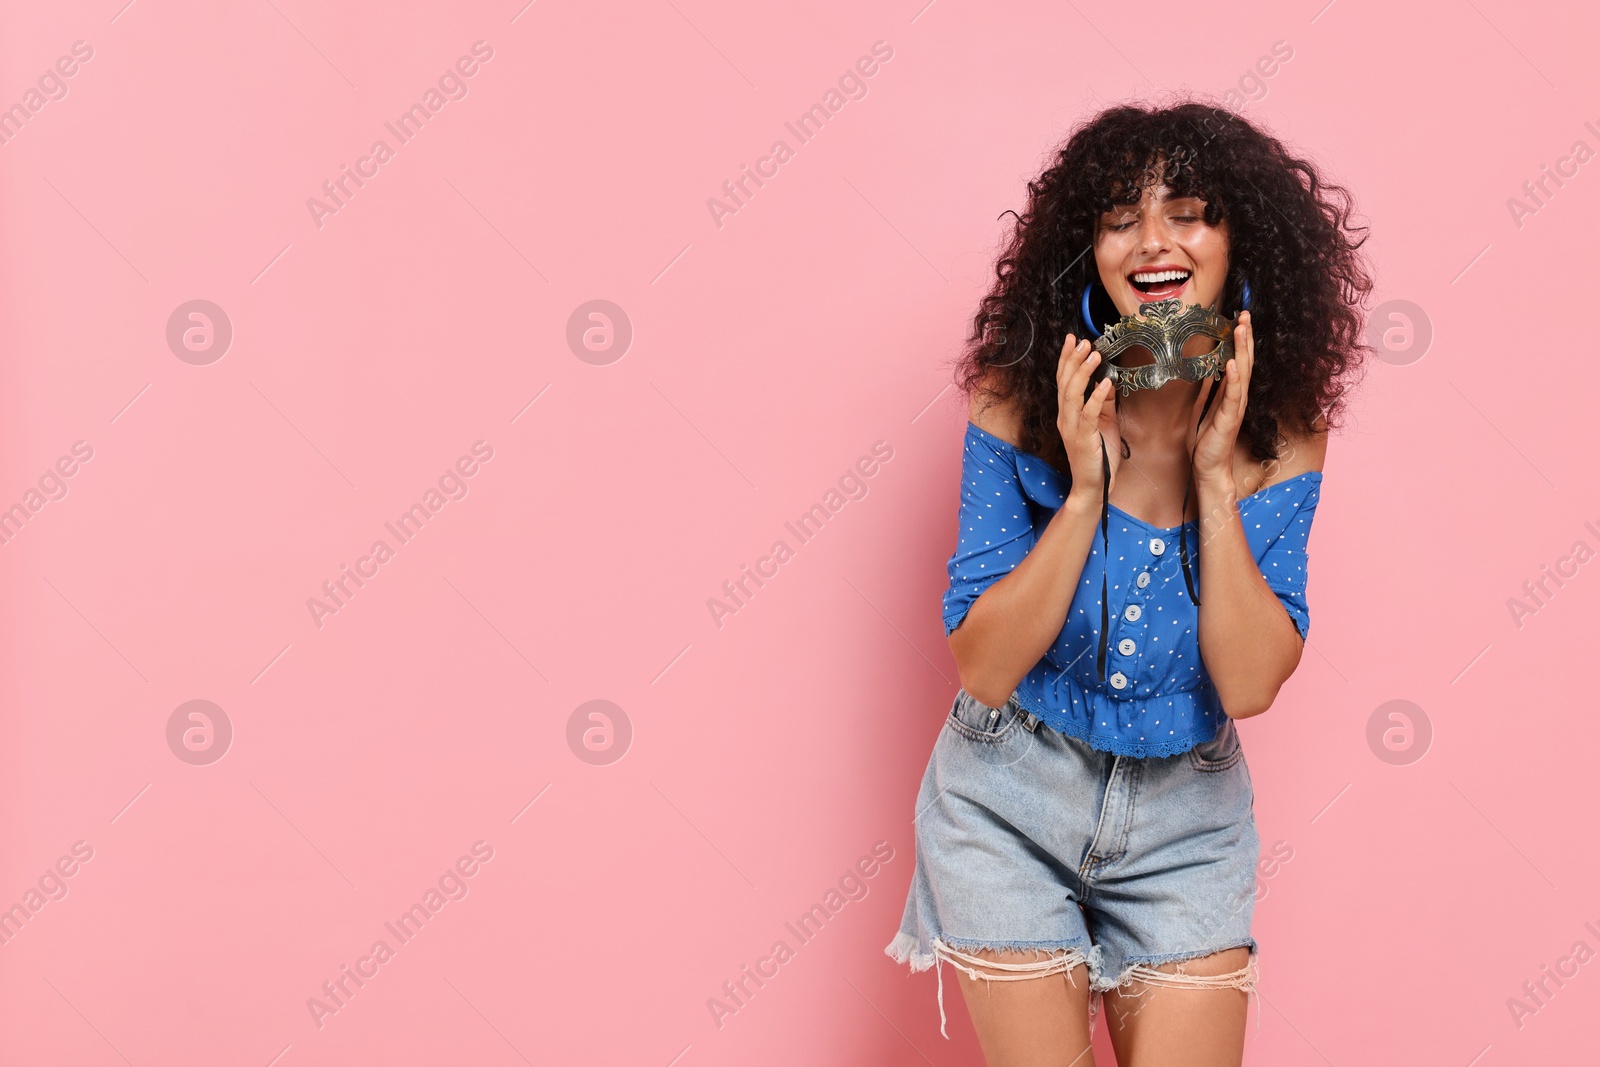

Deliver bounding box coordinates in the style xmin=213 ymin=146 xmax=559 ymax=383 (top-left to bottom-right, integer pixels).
xmin=1109 ymin=671 xmax=1128 ymax=690
xmin=1149 ymin=537 xmax=1166 ymax=556
xmin=1124 ymin=604 xmax=1142 ymax=622
xmin=1118 ymin=638 xmax=1136 ymax=655
xmin=1136 ymin=572 xmax=1151 ymax=588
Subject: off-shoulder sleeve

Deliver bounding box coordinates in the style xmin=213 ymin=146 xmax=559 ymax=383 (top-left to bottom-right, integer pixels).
xmin=1239 ymin=473 xmax=1323 ymax=641
xmin=941 ymin=425 xmax=1040 ymax=636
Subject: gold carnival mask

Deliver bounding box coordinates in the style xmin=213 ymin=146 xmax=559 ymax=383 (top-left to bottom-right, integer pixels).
xmin=1089 ymin=298 xmax=1239 ymax=396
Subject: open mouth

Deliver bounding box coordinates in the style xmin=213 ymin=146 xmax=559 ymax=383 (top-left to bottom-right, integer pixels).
xmin=1128 ymin=268 xmax=1191 ymax=301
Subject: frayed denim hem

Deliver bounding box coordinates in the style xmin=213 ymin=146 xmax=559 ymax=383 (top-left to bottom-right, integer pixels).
xmin=884 ymin=931 xmax=1100 ymax=1040
xmin=1094 ymin=942 xmax=1262 ymax=1041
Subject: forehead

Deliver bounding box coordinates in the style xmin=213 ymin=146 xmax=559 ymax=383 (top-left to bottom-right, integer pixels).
xmin=1104 ymin=183 xmax=1205 ymax=210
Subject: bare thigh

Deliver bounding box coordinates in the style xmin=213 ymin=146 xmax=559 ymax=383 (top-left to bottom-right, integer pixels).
xmin=951 ymin=947 xmax=1098 ymax=1067
xmin=1100 ymin=946 xmax=1254 ymax=1067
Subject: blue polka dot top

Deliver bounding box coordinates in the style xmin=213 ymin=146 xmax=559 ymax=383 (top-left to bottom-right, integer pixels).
xmin=944 ymin=421 xmax=1322 ymax=758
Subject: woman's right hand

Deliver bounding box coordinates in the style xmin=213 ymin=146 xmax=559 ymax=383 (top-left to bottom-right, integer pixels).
xmin=1055 ymin=334 xmax=1121 ymax=500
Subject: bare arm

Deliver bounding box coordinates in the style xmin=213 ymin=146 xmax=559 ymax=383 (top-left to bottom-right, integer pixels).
xmin=948 ymin=337 xmax=1120 ymax=709
xmin=1188 ymin=312 xmax=1328 ymax=718
xmin=950 ymin=487 xmax=1103 ymax=708
xmin=1194 ymin=465 xmax=1318 ymax=718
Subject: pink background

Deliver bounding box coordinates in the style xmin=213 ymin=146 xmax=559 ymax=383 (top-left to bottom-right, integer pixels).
xmin=2 ymin=0 xmax=1597 ymax=1063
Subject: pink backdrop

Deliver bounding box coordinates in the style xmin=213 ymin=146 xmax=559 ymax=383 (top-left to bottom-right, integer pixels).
xmin=2 ymin=0 xmax=1597 ymax=1063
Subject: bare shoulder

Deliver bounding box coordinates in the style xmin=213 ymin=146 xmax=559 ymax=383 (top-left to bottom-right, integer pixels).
xmin=967 ymin=373 xmax=1026 ymax=448
xmin=1241 ymin=413 xmax=1328 ymax=494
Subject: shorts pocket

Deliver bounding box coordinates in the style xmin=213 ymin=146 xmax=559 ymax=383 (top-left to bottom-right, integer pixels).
xmin=1188 ymin=717 xmax=1243 ymax=771
xmin=946 ymin=689 xmax=1025 ymax=743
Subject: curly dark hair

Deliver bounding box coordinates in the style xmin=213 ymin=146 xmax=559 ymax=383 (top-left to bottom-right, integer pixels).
xmin=955 ymin=100 xmax=1373 ymax=467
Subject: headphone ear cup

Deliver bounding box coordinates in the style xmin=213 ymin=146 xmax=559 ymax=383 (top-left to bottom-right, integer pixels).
xmin=1085 ymin=282 xmax=1121 ymax=336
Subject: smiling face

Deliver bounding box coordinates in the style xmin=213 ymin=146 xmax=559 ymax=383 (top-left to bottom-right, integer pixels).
xmin=1094 ymin=180 xmax=1231 ymax=320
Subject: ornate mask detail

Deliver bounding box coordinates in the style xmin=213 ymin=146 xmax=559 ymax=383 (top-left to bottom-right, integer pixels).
xmin=1090 ymin=299 xmax=1239 ymax=395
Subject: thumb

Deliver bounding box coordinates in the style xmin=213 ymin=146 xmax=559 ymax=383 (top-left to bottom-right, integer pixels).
xmin=1099 ymin=392 xmax=1121 ymax=441
xmin=1191 ymin=375 xmax=1216 ymax=423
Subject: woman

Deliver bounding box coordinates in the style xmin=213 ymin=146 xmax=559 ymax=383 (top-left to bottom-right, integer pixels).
xmin=884 ymin=102 xmax=1372 ymax=1066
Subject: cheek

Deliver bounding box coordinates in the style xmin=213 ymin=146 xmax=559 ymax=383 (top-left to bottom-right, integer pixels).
xmin=1093 ymin=238 xmax=1130 ymax=285
xmin=1186 ymin=232 xmax=1230 ymax=275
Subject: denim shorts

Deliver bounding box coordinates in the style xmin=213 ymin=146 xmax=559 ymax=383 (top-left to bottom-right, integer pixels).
xmin=885 ymin=689 xmax=1262 ymax=1038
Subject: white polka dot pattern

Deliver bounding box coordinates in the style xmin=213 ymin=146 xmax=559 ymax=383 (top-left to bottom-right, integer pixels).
xmin=942 ymin=421 xmax=1322 ymax=757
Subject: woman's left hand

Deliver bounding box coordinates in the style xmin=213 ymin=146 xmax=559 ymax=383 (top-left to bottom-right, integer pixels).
xmin=1188 ymin=310 xmax=1254 ymax=488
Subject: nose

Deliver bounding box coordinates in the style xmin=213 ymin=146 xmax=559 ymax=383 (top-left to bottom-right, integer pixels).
xmin=1135 ymin=212 xmax=1171 ymax=256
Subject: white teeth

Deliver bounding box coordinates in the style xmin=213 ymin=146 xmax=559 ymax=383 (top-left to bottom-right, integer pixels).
xmin=1132 ymin=269 xmax=1190 ymax=284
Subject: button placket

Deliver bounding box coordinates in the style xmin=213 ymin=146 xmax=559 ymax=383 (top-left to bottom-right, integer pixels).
xmin=1115 ymin=536 xmax=1162 ymax=642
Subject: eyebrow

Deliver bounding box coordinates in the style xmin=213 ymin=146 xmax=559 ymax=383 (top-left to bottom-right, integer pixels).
xmin=1102 ymin=188 xmax=1205 ymax=212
